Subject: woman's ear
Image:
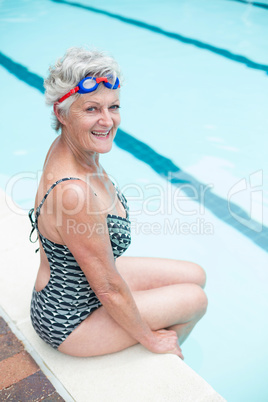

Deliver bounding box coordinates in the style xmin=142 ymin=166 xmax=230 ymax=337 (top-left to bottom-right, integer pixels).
xmin=53 ymin=102 xmax=66 ymax=125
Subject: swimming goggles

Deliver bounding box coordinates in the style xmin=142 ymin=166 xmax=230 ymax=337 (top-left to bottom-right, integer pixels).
xmin=58 ymin=76 xmax=120 ymax=103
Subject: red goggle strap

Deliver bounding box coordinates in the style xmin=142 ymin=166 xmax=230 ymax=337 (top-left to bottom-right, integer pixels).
xmin=96 ymin=77 xmax=120 ymax=87
xmin=96 ymin=77 xmax=108 ymax=83
xmin=58 ymin=86 xmax=80 ymax=103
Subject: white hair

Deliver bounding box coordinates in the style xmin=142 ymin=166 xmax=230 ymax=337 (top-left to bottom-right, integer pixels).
xmin=44 ymin=47 xmax=122 ymax=131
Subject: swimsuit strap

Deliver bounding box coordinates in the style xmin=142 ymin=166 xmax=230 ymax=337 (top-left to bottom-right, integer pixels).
xmin=35 ymin=177 xmax=80 ymax=219
xmin=28 ymin=177 xmax=80 ymax=244
xmin=112 ymin=182 xmax=129 ymax=219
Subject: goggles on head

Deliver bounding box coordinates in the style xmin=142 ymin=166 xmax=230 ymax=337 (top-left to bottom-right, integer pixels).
xmin=57 ymin=76 xmax=120 ymax=103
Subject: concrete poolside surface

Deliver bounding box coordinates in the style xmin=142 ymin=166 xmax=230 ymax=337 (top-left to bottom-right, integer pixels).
xmin=0 ymin=189 xmax=226 ymax=401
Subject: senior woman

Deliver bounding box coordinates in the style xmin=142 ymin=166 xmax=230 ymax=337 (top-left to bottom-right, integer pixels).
xmin=29 ymin=47 xmax=207 ymax=359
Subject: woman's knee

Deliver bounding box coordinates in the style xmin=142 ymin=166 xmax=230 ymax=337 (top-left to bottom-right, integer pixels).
xmin=186 ymin=262 xmax=207 ymax=288
xmin=193 ymin=285 xmax=208 ymax=319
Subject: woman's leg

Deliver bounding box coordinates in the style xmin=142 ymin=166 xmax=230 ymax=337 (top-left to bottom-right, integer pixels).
xmin=116 ymin=256 xmax=207 ymax=290
xmin=58 ymin=282 xmax=208 ymax=357
xmin=114 ymin=256 xmax=207 ymax=345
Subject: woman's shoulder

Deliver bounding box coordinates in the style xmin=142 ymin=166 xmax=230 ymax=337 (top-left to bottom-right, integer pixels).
xmin=59 ymin=178 xmax=91 ymax=209
xmin=35 ymin=175 xmax=96 ymax=212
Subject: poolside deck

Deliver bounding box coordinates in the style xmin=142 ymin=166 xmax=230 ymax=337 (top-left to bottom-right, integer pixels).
xmin=0 ymin=189 xmax=226 ymax=401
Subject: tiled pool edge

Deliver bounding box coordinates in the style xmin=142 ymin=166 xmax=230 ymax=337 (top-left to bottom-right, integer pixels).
xmin=0 ymin=307 xmax=74 ymax=401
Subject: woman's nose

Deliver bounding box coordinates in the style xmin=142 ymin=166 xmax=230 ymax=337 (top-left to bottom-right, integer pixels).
xmin=99 ymin=108 xmax=113 ymax=126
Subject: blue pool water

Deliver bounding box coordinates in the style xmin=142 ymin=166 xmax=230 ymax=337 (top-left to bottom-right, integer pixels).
xmin=1 ymin=0 xmax=268 ymax=400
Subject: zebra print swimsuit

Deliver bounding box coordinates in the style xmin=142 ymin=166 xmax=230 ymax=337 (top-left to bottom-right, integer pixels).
xmin=29 ymin=177 xmax=131 ymax=349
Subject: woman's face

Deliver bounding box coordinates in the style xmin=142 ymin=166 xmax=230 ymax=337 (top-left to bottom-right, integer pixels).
xmin=61 ymin=85 xmax=121 ymax=155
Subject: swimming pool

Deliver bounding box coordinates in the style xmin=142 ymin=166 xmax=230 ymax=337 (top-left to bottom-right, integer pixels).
xmin=1 ymin=0 xmax=268 ymax=400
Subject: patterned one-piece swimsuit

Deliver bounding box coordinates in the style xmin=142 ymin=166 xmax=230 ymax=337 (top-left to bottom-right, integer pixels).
xmin=29 ymin=177 xmax=131 ymax=349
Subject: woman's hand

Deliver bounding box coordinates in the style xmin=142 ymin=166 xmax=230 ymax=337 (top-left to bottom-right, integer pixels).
xmin=145 ymin=329 xmax=184 ymax=359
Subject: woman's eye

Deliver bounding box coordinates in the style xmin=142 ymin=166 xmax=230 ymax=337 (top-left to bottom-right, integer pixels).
xmin=87 ymin=107 xmax=97 ymax=112
xmin=110 ymin=105 xmax=120 ymax=110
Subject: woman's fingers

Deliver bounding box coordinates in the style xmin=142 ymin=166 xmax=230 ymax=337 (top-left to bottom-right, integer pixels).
xmin=168 ymin=344 xmax=184 ymax=360
xmin=174 ymin=346 xmax=184 ymax=360
xmin=149 ymin=329 xmax=184 ymax=359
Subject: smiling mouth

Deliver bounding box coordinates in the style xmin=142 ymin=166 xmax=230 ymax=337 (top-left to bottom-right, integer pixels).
xmin=91 ymin=130 xmax=111 ymax=138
